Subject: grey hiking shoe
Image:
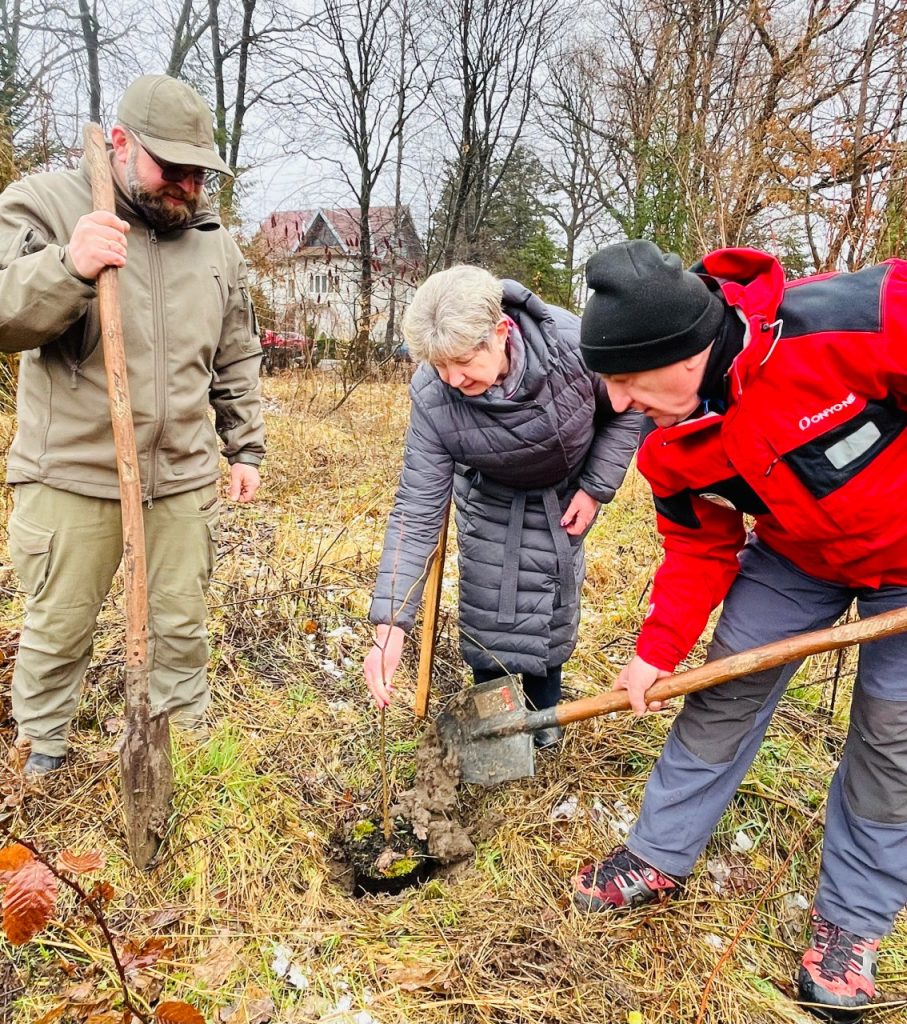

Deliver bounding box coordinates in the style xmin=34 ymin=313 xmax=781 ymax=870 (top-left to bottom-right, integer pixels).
xmin=23 ymin=752 xmax=65 ymax=776
xmin=534 ymin=725 xmax=564 ymax=750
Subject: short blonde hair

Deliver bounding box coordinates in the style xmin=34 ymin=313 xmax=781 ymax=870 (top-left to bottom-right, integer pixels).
xmin=402 ymin=265 xmax=503 ymax=364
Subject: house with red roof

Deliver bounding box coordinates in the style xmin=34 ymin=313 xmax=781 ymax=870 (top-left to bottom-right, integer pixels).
xmin=253 ymin=205 xmax=425 ymax=353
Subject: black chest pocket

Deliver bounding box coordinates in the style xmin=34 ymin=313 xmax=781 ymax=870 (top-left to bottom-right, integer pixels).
xmin=783 ymin=401 xmax=907 ymax=499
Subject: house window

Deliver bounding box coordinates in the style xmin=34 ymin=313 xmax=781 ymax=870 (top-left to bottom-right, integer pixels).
xmin=308 ymin=272 xmax=336 ymax=295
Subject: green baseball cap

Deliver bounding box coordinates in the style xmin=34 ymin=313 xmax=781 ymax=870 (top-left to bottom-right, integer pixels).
xmin=116 ymin=74 xmax=233 ymax=176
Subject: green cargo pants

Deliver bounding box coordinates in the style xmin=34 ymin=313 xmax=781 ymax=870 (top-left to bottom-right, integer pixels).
xmin=8 ymin=481 xmax=221 ymax=756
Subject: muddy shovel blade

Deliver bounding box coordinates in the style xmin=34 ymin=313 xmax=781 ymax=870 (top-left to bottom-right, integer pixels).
xmin=119 ymin=667 xmax=173 ymax=869
xmin=435 ymin=675 xmax=535 ymax=785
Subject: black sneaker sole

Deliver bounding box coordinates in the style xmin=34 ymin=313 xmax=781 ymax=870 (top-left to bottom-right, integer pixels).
xmin=572 ymin=889 xmax=612 ymax=913
xmin=798 ymin=976 xmax=870 ymax=1024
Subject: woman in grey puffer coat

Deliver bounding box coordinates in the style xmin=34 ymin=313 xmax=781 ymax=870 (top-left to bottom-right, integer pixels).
xmin=364 ymin=265 xmax=641 ymax=746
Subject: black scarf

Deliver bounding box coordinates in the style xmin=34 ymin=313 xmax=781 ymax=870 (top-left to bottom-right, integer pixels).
xmin=697 ymin=308 xmax=744 ymax=414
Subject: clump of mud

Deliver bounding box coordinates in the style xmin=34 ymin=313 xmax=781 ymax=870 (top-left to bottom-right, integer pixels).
xmin=391 ymin=722 xmax=475 ymax=864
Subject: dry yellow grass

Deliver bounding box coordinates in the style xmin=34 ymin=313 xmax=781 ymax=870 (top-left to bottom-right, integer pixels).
xmin=0 ymin=372 xmax=905 ymax=1023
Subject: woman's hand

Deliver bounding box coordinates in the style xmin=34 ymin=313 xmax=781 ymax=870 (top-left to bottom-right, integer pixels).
xmin=363 ymin=624 xmax=406 ymax=708
xmin=613 ymin=655 xmax=672 ymax=715
xmin=561 ymin=488 xmax=600 ymax=536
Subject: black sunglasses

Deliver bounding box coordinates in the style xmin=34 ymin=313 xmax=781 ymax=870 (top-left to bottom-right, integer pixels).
xmin=141 ymin=145 xmax=218 ymax=187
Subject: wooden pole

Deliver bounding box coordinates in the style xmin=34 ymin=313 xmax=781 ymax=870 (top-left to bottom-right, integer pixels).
xmin=414 ymin=506 xmax=450 ymax=719
xmin=83 ymin=123 xmax=172 ymax=869
xmin=553 ymin=602 xmax=907 ymax=727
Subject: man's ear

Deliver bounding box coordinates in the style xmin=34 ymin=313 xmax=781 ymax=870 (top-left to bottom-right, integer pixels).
xmin=110 ymin=125 xmax=130 ymax=168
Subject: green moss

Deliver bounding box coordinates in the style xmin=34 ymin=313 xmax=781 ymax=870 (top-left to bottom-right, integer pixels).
xmin=382 ymin=856 xmax=419 ymax=878
xmin=351 ymin=819 xmax=377 ymax=841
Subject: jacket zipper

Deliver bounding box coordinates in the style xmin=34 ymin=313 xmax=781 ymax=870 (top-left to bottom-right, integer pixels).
xmin=146 ymin=228 xmax=167 ymax=506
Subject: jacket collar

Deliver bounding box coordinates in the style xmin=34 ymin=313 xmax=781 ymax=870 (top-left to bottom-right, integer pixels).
xmin=694 ymin=247 xmax=787 ymax=397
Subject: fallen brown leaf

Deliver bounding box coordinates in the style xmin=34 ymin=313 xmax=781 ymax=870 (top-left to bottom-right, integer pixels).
xmin=218 ymin=984 xmax=275 ymax=1024
xmin=119 ymin=937 xmax=171 ymax=975
xmin=8 ymin=737 xmax=30 ymax=773
xmin=388 ymin=962 xmax=454 ymax=993
xmin=193 ymin=934 xmax=241 ymax=989
xmin=32 ymin=1005 xmax=67 ymax=1024
xmin=57 ymin=849 xmax=106 ymax=875
xmin=144 ymin=905 xmax=186 ymax=930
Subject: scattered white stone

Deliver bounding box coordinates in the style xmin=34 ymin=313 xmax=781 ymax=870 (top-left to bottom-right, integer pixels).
xmin=551 ymin=795 xmax=579 ymax=821
xmin=271 ymin=943 xmax=310 ymax=990
xmin=270 ymin=944 xmax=292 ymax=978
xmin=613 ymin=800 xmax=635 ymax=824
xmin=784 ymin=892 xmax=809 ymax=912
xmin=321 ymin=659 xmax=344 ymax=679
xmin=327 ymin=625 xmax=355 ymax=640
xmin=730 ymin=829 xmax=754 ymax=853
xmin=328 ymin=700 xmax=351 ymax=712
xmin=704 ymin=933 xmax=726 ymax=950
xmin=288 ymin=964 xmax=310 ymax=990
xmin=706 ymin=857 xmax=731 ymax=892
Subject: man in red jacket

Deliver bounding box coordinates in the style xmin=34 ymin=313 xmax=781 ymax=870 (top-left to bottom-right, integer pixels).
xmin=574 ymin=239 xmax=907 ymax=1022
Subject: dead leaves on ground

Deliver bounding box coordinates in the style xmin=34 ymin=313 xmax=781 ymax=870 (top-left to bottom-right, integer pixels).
xmin=119 ymin=937 xmax=173 ymax=975
xmin=57 ymin=849 xmax=107 ymax=875
xmin=388 ymin=962 xmax=455 ymax=993
xmin=192 ymin=933 xmax=242 ymax=989
xmin=0 ymin=843 xmax=203 ymax=1024
xmin=155 ymin=1001 xmax=205 ymax=1024
xmin=217 ymin=984 xmax=275 ymax=1024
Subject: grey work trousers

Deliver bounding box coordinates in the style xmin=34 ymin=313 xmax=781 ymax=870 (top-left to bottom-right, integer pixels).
xmin=9 ymin=482 xmax=221 ymax=756
xmin=627 ymin=537 xmax=907 ymax=938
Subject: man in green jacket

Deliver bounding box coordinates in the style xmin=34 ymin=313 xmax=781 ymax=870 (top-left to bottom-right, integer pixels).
xmin=0 ymin=75 xmax=265 ymax=775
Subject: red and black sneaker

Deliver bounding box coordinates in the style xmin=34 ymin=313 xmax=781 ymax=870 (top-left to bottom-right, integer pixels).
xmin=798 ymin=911 xmax=879 ymax=1022
xmin=572 ymin=845 xmax=684 ymax=912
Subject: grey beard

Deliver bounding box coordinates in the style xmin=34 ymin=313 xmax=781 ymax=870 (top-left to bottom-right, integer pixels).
xmin=125 ymin=153 xmax=198 ymax=231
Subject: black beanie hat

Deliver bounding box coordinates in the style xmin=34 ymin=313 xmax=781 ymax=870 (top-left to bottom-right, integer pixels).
xmin=580 ymin=239 xmax=725 ymax=374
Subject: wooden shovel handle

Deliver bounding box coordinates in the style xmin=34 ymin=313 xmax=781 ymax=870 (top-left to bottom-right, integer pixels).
xmin=554 ymin=603 xmax=907 ymax=727
xmin=414 ymin=505 xmax=450 ymax=718
xmin=82 ymin=123 xmax=149 ymax=669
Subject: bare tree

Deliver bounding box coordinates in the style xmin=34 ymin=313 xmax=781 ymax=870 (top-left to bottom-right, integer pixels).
xmin=795 ymin=0 xmax=907 ymax=270
xmin=294 ymin=0 xmax=435 ymax=372
xmin=534 ymin=37 xmax=615 ymax=301
xmin=428 ymin=0 xmax=558 ymax=269
xmin=162 ymin=0 xmax=211 ymax=76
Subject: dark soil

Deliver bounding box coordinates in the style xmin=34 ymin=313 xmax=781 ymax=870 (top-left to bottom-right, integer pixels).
xmin=343 ymin=816 xmax=430 ymax=896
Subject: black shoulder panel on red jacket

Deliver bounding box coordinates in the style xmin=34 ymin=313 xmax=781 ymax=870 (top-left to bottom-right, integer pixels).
xmin=654 ymin=490 xmax=701 ymax=529
xmin=779 ymin=263 xmax=890 ymax=338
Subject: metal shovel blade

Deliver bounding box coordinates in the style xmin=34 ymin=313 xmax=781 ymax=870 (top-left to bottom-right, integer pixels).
xmin=436 ymin=675 xmax=536 ymax=785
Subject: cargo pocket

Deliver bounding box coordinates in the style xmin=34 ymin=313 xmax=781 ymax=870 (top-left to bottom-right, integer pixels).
xmin=203 ymin=499 xmax=222 ymax=585
xmin=8 ymin=515 xmax=54 ymax=597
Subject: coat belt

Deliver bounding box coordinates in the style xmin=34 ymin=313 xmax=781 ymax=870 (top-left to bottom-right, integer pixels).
xmin=496 ymin=485 xmax=575 ymax=625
